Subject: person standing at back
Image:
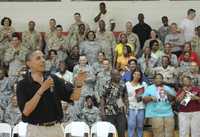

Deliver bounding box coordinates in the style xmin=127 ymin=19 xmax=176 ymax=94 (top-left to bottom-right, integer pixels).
xmin=132 ymin=13 xmax=152 ymax=51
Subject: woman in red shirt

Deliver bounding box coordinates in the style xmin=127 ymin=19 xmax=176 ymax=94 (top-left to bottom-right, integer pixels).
xmin=178 ymin=42 xmax=200 ymax=65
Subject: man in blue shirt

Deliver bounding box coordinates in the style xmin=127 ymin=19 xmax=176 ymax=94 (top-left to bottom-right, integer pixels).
xmin=122 ymin=59 xmax=150 ymax=84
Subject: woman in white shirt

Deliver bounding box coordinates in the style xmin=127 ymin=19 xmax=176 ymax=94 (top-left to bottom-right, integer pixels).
xmin=125 ymin=69 xmax=147 ymax=137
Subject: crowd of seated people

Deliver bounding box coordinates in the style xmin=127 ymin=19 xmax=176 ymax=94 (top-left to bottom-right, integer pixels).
xmin=0 ymin=2 xmax=200 ymax=137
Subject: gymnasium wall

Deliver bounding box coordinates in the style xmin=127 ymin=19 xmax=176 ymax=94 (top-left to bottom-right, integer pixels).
xmin=0 ymin=0 xmax=199 ymax=32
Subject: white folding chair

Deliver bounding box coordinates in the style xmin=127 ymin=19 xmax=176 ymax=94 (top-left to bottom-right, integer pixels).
xmin=91 ymin=121 xmax=117 ymax=137
xmin=12 ymin=122 xmax=28 ymax=137
xmin=64 ymin=121 xmax=90 ymax=137
xmin=0 ymin=123 xmax=12 ymax=137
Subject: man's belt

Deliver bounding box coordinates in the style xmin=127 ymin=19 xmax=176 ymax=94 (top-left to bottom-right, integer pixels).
xmin=32 ymin=120 xmax=59 ymax=127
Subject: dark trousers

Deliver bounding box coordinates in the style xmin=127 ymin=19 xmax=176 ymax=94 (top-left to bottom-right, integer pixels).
xmin=105 ymin=113 xmax=127 ymax=137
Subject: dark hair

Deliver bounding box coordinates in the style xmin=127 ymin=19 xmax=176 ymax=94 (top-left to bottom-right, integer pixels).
xmin=128 ymin=59 xmax=137 ymax=65
xmin=25 ymin=51 xmax=34 ymax=62
xmin=124 ymin=45 xmax=132 ymax=55
xmin=78 ymin=23 xmax=85 ymax=28
xmin=197 ymin=25 xmax=200 ymax=30
xmin=130 ymin=69 xmax=143 ymax=84
xmin=187 ymin=8 xmax=196 ymax=15
xmin=85 ymin=95 xmax=92 ymax=101
xmin=85 ymin=30 xmax=96 ymax=40
xmin=149 ymin=39 xmax=159 ymax=49
xmin=74 ymin=12 xmax=81 ymax=16
xmin=118 ymin=33 xmax=127 ymax=43
xmin=99 ymin=2 xmax=106 ymax=7
xmin=162 ymin=16 xmax=168 ymax=20
xmin=162 ymin=55 xmax=170 ymax=62
xmin=1 ymin=17 xmax=12 ymax=26
xmin=50 ymin=18 xmax=56 ymax=22
xmin=56 ymin=24 xmax=63 ymax=29
xmin=154 ymin=73 xmax=164 ymax=80
xmin=25 ymin=50 xmax=40 ymax=69
xmin=48 ymin=49 xmax=57 ymax=59
xmin=12 ymin=32 xmax=20 ymax=39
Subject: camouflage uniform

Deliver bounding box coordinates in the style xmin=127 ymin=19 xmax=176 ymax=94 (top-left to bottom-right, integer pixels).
xmin=153 ymin=65 xmax=177 ymax=84
xmin=96 ymin=31 xmax=116 ymax=62
xmin=68 ymin=22 xmax=90 ymax=38
xmin=0 ymin=27 xmax=15 ymax=63
xmin=66 ymin=32 xmax=86 ymax=52
xmin=0 ymin=77 xmax=12 ymax=110
xmin=0 ymin=106 xmax=4 ymax=122
xmin=73 ymin=64 xmax=96 ymax=108
xmin=4 ymin=104 xmax=21 ymax=125
xmin=79 ymin=41 xmax=102 ymax=65
xmin=80 ymin=106 xmax=101 ymax=127
xmin=91 ymin=62 xmax=103 ymax=76
xmin=179 ymin=61 xmax=192 ymax=75
xmin=126 ymin=32 xmax=141 ymax=56
xmin=22 ymin=30 xmax=42 ymax=51
xmin=45 ymin=30 xmax=56 ymax=53
xmin=48 ymin=35 xmax=68 ymax=61
xmin=95 ymin=70 xmax=111 ymax=103
xmin=191 ymin=36 xmax=200 ymax=57
xmin=4 ymin=45 xmax=28 ymax=77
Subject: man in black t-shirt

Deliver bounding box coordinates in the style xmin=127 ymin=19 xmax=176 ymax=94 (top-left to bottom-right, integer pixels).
xmin=16 ymin=50 xmax=73 ymax=137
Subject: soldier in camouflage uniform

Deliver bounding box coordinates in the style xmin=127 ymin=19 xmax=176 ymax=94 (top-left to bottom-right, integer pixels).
xmin=4 ymin=94 xmax=21 ymax=126
xmin=48 ymin=25 xmax=68 ymax=61
xmin=4 ymin=33 xmax=28 ymax=77
xmin=0 ymin=106 xmax=4 ymax=122
xmin=125 ymin=21 xmax=141 ymax=57
xmin=80 ymin=95 xmax=101 ymax=127
xmin=79 ymin=31 xmax=102 ymax=65
xmin=73 ymin=55 xmax=96 ymax=108
xmin=67 ymin=13 xmax=90 ymax=41
xmin=66 ymin=23 xmax=87 ymax=52
xmin=91 ymin=51 xmax=105 ymax=76
xmin=100 ymin=69 xmax=126 ymax=137
xmin=0 ymin=68 xmax=12 ymax=110
xmin=45 ymin=18 xmax=57 ymax=54
xmin=22 ymin=21 xmax=42 ymax=51
xmin=0 ymin=17 xmax=15 ymax=66
xmin=96 ymin=20 xmax=116 ymax=63
xmin=95 ymin=59 xmax=111 ymax=103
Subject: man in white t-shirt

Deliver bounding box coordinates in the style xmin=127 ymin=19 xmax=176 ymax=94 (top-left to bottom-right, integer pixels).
xmin=180 ymin=9 xmax=197 ymax=42
xmin=94 ymin=2 xmax=115 ymax=32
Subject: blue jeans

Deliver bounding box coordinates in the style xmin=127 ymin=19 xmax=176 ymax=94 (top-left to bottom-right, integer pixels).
xmin=128 ymin=109 xmax=145 ymax=137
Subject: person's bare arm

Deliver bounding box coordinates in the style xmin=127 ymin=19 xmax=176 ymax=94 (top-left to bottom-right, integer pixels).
xmin=143 ymin=96 xmax=156 ymax=104
xmin=94 ymin=13 xmax=101 ymax=23
xmin=22 ymin=78 xmax=53 ymax=116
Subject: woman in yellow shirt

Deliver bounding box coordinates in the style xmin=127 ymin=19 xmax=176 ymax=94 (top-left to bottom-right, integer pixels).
xmin=114 ymin=33 xmax=134 ymax=67
xmin=117 ymin=45 xmax=136 ymax=72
